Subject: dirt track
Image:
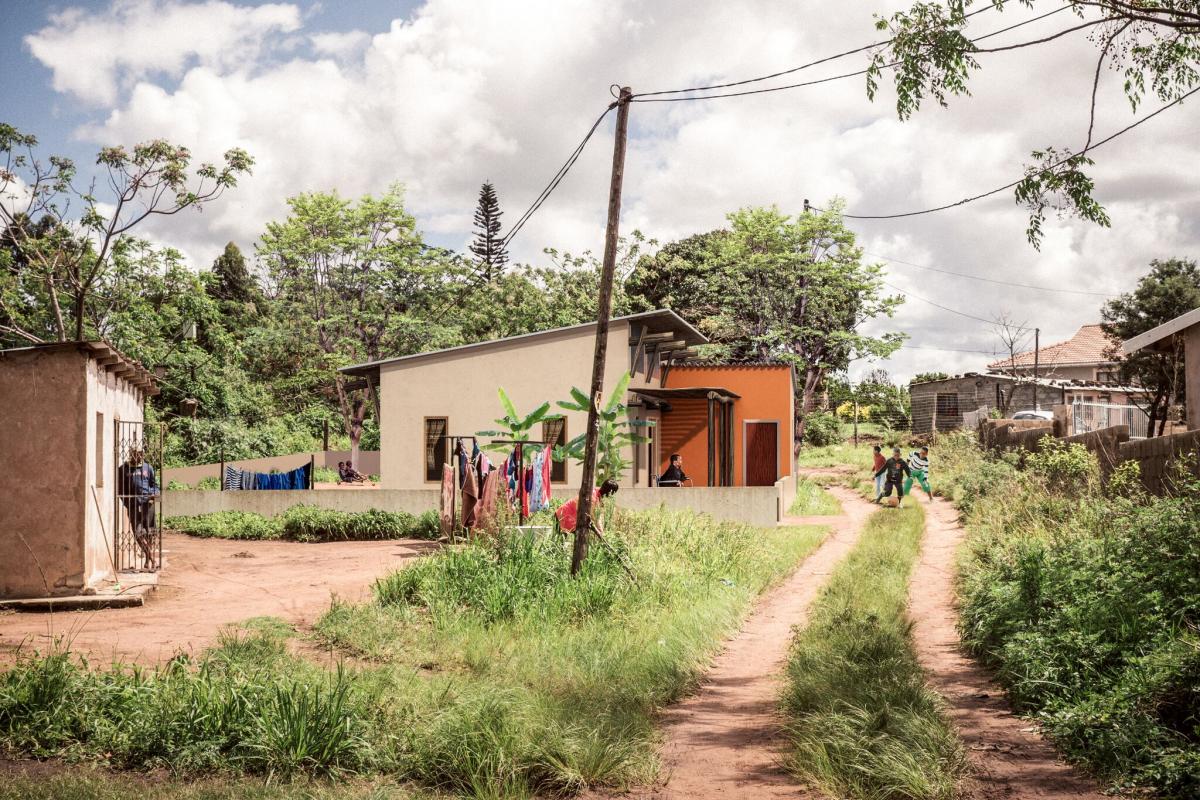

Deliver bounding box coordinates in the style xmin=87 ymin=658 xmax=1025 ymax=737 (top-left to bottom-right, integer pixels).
xmin=609 ymin=484 xmax=873 ymax=799
xmin=907 ymin=496 xmax=1112 ymax=800
xmin=0 ymin=532 xmax=437 ymax=666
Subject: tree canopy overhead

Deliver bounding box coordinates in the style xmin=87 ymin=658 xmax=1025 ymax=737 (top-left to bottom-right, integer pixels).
xmin=870 ymin=1 xmax=1200 ymax=247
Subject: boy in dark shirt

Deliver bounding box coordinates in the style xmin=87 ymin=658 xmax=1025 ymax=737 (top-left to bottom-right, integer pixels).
xmin=659 ymin=453 xmax=689 ymax=487
xmin=874 ymin=446 xmax=911 ymax=506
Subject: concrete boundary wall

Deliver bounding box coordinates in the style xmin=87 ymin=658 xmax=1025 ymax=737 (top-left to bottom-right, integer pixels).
xmin=162 ymin=488 xmax=437 ymax=519
xmin=163 ymin=483 xmax=786 ymax=528
xmin=164 ymin=450 xmax=381 ymax=487
xmin=1117 ymin=429 xmax=1200 ymax=494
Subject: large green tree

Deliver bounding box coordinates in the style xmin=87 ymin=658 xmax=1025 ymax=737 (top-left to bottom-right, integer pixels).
xmin=871 ymin=1 xmax=1200 ymax=247
xmin=257 ymin=185 xmax=467 ymax=464
xmin=0 ymin=123 xmax=252 ymax=340
xmin=1101 ymin=258 xmax=1200 ymax=435
xmin=632 ymin=203 xmax=904 ymax=449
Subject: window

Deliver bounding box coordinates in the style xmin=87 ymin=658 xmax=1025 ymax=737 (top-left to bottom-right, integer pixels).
xmin=424 ymin=417 xmax=448 ymax=482
xmin=1096 ymin=370 xmax=1118 ymax=385
xmin=935 ymin=392 xmax=960 ymax=421
xmin=543 ymin=418 xmax=567 ymax=483
xmin=95 ymin=412 xmax=105 ymax=487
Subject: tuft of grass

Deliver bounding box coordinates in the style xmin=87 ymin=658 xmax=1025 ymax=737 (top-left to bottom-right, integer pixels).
xmin=0 ymin=771 xmax=416 ymax=800
xmin=789 ymin=478 xmax=842 ymax=516
xmin=782 ymin=501 xmax=965 ymax=799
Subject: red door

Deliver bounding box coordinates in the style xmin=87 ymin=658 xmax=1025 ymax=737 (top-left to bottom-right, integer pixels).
xmin=745 ymin=422 xmax=778 ymax=486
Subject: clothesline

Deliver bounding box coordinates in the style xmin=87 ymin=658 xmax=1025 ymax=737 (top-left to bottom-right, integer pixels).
xmin=222 ymin=462 xmax=312 ymax=491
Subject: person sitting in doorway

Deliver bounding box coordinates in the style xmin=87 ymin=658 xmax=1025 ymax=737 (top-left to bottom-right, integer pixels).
xmin=658 ymin=454 xmax=690 ymax=487
xmin=874 ymin=447 xmax=911 ymax=507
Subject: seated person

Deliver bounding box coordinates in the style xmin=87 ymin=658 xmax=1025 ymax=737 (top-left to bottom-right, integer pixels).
xmin=338 ymin=461 xmax=367 ymax=483
xmin=658 ymin=453 xmax=689 ymax=486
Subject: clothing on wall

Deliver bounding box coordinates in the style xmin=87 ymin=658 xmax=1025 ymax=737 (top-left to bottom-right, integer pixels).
xmin=222 ymin=462 xmax=310 ymax=491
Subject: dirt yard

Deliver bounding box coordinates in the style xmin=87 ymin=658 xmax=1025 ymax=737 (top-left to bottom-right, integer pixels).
xmin=0 ymin=532 xmax=438 ymax=667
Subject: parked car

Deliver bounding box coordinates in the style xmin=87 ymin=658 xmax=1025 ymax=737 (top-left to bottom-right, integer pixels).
xmin=1012 ymin=409 xmax=1054 ymax=421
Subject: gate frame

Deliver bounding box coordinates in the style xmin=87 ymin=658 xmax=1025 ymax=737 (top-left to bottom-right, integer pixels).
xmin=113 ymin=419 xmax=166 ymax=573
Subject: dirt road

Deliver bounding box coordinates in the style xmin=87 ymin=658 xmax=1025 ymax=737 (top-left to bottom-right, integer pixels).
xmin=611 ymin=484 xmax=873 ymax=799
xmin=908 ymin=496 xmax=1111 ymax=800
xmin=0 ymin=532 xmax=437 ymax=667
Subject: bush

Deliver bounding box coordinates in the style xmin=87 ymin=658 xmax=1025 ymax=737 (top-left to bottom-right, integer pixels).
xmin=803 ymin=411 xmax=841 ymax=447
xmin=167 ymin=507 xmax=440 ymax=542
xmin=165 ymin=479 xmax=192 ymax=491
xmin=197 ymin=476 xmax=221 ymax=490
xmin=165 ymin=511 xmax=283 ymax=540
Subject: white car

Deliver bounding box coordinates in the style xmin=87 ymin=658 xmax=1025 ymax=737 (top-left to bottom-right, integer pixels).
xmin=1012 ymin=409 xmax=1054 ymax=421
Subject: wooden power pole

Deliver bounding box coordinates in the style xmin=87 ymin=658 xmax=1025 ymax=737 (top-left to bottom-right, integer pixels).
xmin=1033 ymin=327 xmax=1040 ymax=410
xmin=571 ymin=86 xmax=632 ymax=576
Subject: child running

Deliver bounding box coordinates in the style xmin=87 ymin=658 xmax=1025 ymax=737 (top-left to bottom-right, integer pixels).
xmin=871 ymin=445 xmax=885 ymax=501
xmin=875 ymin=446 xmax=910 ymax=506
xmin=904 ymin=446 xmax=933 ymax=502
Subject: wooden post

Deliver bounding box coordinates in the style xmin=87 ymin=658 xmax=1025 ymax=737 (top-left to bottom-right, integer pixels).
xmin=309 ymin=454 xmax=315 ymax=490
xmin=853 ymin=400 xmax=859 ymax=447
xmin=219 ymin=442 xmax=225 ymax=492
xmin=707 ymin=394 xmax=716 ymax=486
xmin=322 ymin=419 xmax=329 ymax=452
xmin=572 ymin=86 xmax=632 ymax=576
xmin=1033 ymin=327 xmax=1041 ymax=410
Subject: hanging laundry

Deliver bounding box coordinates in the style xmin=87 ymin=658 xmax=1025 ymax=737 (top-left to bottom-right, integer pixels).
xmin=475 ymin=469 xmax=502 ymax=536
xmin=541 ymin=449 xmax=553 ymax=507
xmin=457 ymin=440 xmax=471 ymax=488
xmin=461 ymin=460 xmax=480 ymax=529
xmin=530 ymin=451 xmax=546 ymax=512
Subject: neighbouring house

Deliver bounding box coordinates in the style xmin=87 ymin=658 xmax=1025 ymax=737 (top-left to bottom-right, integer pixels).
xmin=0 ymin=342 xmax=158 ymax=599
xmin=339 ymin=310 xmax=797 ymax=491
xmin=1122 ymin=306 xmax=1200 ymax=430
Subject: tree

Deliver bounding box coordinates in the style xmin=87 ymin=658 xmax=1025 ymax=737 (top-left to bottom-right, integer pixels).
xmin=626 ymin=230 xmax=728 ymax=337
xmin=1101 ymin=258 xmax=1200 ymax=435
xmin=257 ymin=185 xmax=459 ymax=466
xmin=554 ymin=372 xmax=651 ymax=486
xmin=0 ymin=123 xmax=252 ymax=340
xmin=208 ymin=242 xmax=260 ymax=308
xmin=871 ymin=1 xmax=1200 ymax=247
xmin=635 ymin=203 xmax=904 ymax=450
xmin=990 ymin=312 xmax=1036 ymax=415
xmin=469 ymin=181 xmax=508 ymax=281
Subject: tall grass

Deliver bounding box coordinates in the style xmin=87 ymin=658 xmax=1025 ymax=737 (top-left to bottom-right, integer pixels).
xmin=789 ymin=478 xmax=842 ymax=516
xmin=2 ymin=510 xmax=827 ymax=799
xmin=782 ymin=501 xmax=965 ymax=800
xmin=164 ymin=506 xmax=440 ymax=542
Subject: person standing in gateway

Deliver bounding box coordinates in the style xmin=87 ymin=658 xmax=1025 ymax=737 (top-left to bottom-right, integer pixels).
xmin=118 ymin=446 xmax=160 ymax=570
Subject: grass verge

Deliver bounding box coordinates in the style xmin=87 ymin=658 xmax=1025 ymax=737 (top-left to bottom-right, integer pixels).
xmin=0 ymin=769 xmax=415 ymax=800
xmin=782 ymin=499 xmax=965 ymax=799
xmin=1 ymin=510 xmax=826 ymax=799
xmin=164 ymin=506 xmax=440 ymax=542
xmin=789 ymin=478 xmax=842 ymax=516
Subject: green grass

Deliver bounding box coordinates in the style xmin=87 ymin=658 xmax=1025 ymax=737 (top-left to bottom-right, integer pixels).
xmin=789 ymin=478 xmax=842 ymax=516
xmin=164 ymin=506 xmax=440 ymax=542
xmin=1 ymin=510 xmax=827 ymax=799
xmin=797 ymin=440 xmax=878 ymax=469
xmin=0 ymin=770 xmax=417 ymax=800
xmin=782 ymin=499 xmax=965 ymax=799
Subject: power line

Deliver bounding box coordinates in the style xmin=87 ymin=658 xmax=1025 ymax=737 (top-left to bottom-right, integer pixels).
xmin=502 ymin=104 xmax=614 ymax=247
xmin=630 ymin=5 xmax=1072 ymax=104
xmin=825 ymin=83 xmax=1200 ymax=220
xmin=881 ymin=278 xmax=1037 ymax=329
xmin=868 ymin=251 xmax=1119 ymax=297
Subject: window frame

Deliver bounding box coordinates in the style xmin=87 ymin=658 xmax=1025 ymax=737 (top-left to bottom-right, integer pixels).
xmin=543 ymin=417 xmax=568 ymax=483
xmin=423 ymin=416 xmax=449 ymax=483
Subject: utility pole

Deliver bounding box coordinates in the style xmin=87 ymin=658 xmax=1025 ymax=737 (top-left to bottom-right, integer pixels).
xmin=572 ymin=86 xmax=632 ymax=576
xmin=1033 ymin=327 xmax=1041 ymax=410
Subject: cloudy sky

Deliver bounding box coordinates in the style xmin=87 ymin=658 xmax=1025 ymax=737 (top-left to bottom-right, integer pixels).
xmin=3 ymin=0 xmax=1197 ymax=380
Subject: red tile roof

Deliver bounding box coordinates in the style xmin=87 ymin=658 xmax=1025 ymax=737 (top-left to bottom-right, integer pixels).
xmin=987 ymin=324 xmax=1117 ymax=370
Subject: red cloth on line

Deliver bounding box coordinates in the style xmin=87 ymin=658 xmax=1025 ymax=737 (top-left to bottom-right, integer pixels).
xmin=461 ymin=461 xmax=480 ymax=529
xmin=556 ymin=488 xmax=602 ymax=533
xmin=475 ymin=470 xmax=501 ymax=535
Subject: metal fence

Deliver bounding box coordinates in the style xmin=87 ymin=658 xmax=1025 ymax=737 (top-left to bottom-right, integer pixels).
xmin=1072 ymin=401 xmax=1150 ymax=440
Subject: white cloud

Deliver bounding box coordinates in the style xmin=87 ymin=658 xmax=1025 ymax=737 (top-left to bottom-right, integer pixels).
xmin=22 ymin=0 xmax=1200 ymax=381
xmin=25 ymin=0 xmax=302 ymax=105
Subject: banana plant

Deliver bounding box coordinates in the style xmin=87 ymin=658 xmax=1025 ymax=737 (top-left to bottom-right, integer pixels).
xmin=476 ymin=387 xmax=560 ymax=451
xmin=554 ymin=371 xmax=653 ymax=486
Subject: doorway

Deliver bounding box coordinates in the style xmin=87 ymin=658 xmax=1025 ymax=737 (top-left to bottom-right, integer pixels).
xmin=113 ymin=420 xmax=165 ymax=572
xmin=744 ymin=421 xmax=779 ymax=486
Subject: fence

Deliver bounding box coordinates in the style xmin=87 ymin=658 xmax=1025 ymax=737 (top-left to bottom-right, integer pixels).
xmin=1072 ymin=401 xmax=1149 ymax=440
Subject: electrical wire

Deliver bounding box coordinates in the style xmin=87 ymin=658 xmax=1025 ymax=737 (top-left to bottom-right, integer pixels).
xmin=868 ymin=251 xmax=1119 ymax=297
xmin=881 ymin=278 xmax=1037 ymax=329
xmin=630 ymin=4 xmax=1073 ymax=103
xmin=823 ymin=83 xmax=1200 ymax=220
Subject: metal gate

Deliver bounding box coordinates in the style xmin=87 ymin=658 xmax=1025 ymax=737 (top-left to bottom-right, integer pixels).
xmin=1071 ymin=401 xmax=1150 ymax=439
xmin=113 ymin=420 xmax=165 ymax=572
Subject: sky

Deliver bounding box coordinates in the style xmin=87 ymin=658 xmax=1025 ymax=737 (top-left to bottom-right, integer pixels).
xmin=2 ymin=0 xmax=1198 ymax=382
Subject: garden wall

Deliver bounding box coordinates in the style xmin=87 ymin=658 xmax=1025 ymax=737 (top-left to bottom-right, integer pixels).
xmin=163 ymin=483 xmax=786 ymax=528
xmin=164 ymin=450 xmax=381 ymax=487
xmin=1062 ymin=425 xmax=1129 ymax=475
xmin=1118 ymin=429 xmax=1200 ymax=494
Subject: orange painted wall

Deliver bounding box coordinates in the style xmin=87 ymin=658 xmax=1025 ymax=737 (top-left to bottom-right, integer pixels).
xmin=660 ymin=364 xmax=796 ymax=486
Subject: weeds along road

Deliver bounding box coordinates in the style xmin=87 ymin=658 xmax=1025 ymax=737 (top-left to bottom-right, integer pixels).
xmin=905 ymin=495 xmax=1114 ymax=800
xmin=0 ymin=532 xmax=439 ymax=667
xmin=603 ymin=484 xmax=874 ymax=800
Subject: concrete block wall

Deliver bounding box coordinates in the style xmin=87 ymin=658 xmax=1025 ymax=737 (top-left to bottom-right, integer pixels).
xmin=1062 ymin=425 xmax=1129 ymax=475
xmin=1118 ymin=429 xmax=1200 ymax=494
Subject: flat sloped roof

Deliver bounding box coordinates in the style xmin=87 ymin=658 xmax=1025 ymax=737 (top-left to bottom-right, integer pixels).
xmin=0 ymin=340 xmax=159 ymax=395
xmin=340 ymin=309 xmax=707 ymax=376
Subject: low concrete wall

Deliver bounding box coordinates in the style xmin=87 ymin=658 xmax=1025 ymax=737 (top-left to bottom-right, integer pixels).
xmin=614 ymin=486 xmax=780 ymax=528
xmin=979 ymin=419 xmax=1053 ymax=451
xmin=162 ymin=488 xmax=438 ymax=519
xmin=1118 ymin=429 xmax=1200 ymax=494
xmin=165 ymin=450 xmax=381 ymax=487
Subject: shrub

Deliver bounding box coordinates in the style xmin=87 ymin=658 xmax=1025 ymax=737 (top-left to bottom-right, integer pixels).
xmin=165 ymin=511 xmax=283 ymax=540
xmin=312 ymin=466 xmax=340 ymax=484
xmin=803 ymin=411 xmax=841 ymax=447
xmin=165 ymin=479 xmax=192 ymax=491
xmin=197 ymin=476 xmax=221 ymax=490
xmin=167 ymin=507 xmax=439 ymax=542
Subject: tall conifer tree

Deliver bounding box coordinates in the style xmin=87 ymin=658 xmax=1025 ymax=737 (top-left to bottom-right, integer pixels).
xmin=470 ymin=181 xmax=508 ymax=281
